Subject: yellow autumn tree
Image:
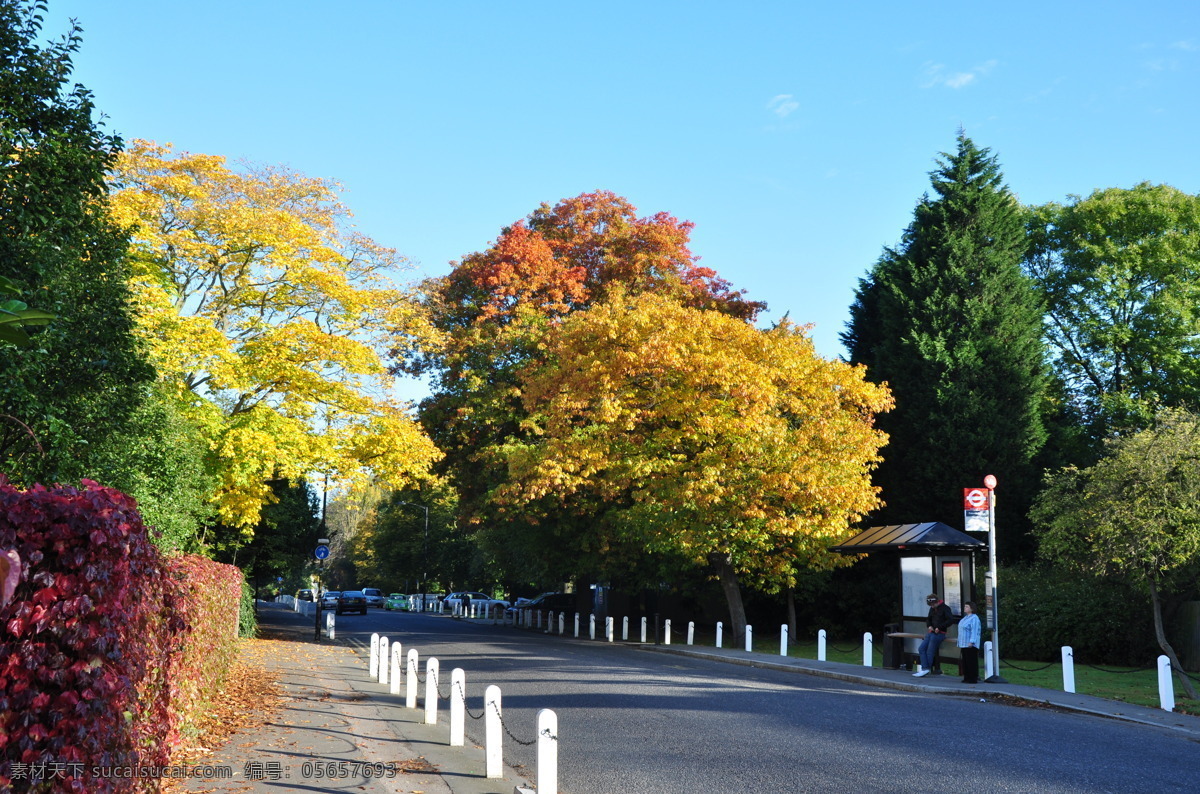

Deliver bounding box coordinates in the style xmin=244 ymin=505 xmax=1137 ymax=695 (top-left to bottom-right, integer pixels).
xmin=495 ymin=290 xmax=893 ymax=636
xmin=108 ymin=140 xmax=439 ymax=531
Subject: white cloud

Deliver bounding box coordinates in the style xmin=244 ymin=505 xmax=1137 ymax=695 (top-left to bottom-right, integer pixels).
xmin=922 ymin=59 xmax=998 ymax=89
xmin=1170 ymin=40 xmax=1197 ymax=51
xmin=767 ymin=94 xmax=800 ymax=118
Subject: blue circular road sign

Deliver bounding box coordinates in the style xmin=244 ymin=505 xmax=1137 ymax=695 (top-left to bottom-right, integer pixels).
xmin=314 ymin=544 xmax=330 ymax=560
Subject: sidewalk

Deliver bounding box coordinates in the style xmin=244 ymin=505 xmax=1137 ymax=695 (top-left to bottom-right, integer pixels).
xmin=176 ymin=603 xmax=532 ymax=794
xmin=642 ymin=643 xmax=1200 ymax=739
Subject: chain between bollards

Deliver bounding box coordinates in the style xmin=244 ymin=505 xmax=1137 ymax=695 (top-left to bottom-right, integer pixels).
xmin=489 ymin=700 xmax=538 ymax=746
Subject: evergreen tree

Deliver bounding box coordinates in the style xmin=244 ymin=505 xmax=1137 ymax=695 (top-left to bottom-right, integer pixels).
xmin=843 ymin=134 xmax=1048 ymax=558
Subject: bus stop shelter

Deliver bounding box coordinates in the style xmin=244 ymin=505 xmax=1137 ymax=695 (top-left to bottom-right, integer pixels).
xmin=830 ymin=522 xmax=986 ymax=669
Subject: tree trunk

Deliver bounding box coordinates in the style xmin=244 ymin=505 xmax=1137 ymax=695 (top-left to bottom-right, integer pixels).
xmin=709 ymin=552 xmax=747 ymax=643
xmin=785 ymin=585 xmax=797 ymax=646
xmin=1149 ymin=575 xmax=1198 ymax=700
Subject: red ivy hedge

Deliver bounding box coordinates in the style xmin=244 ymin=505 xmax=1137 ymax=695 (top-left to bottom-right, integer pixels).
xmin=0 ymin=479 xmax=243 ymax=792
xmin=162 ymin=555 xmax=242 ymax=748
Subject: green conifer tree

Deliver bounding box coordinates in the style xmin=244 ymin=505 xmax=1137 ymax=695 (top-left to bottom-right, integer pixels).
xmin=843 ymin=134 xmax=1048 ymax=558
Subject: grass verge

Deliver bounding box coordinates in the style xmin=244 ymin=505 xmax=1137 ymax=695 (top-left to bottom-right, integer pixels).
xmin=670 ymin=626 xmax=1198 ymax=715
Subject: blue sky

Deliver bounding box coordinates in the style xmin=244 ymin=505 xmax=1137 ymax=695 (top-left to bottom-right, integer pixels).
xmin=45 ymin=1 xmax=1200 ymax=397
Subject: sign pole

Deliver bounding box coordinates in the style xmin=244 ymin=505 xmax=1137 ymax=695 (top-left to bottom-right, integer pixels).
xmin=983 ymin=475 xmax=1005 ymax=683
xmin=314 ymin=540 xmax=330 ymax=642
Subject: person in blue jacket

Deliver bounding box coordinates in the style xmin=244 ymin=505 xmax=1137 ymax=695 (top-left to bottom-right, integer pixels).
xmin=957 ymin=601 xmax=982 ymax=684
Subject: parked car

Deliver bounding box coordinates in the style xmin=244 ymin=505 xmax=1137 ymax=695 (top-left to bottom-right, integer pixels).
xmin=514 ymin=592 xmax=576 ymax=614
xmin=444 ymin=591 xmax=510 ymax=614
xmin=336 ymin=590 xmax=368 ymax=615
xmin=384 ymin=593 xmax=408 ymax=610
xmin=296 ymin=589 xmax=314 ymax=602
xmin=320 ymin=590 xmax=341 ymax=609
xmin=362 ymin=588 xmax=385 ymax=608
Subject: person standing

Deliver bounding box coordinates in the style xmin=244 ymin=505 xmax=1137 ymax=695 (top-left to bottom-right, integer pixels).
xmin=957 ymin=601 xmax=982 ymax=683
xmin=913 ymin=593 xmax=953 ymax=677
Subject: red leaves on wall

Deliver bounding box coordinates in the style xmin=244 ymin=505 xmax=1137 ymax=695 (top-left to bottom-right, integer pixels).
xmin=0 ymin=477 xmax=242 ymax=792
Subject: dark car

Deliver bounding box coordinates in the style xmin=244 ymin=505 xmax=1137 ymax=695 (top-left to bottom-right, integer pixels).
xmin=515 ymin=592 xmax=576 ymax=613
xmin=336 ymin=590 xmax=368 ymax=615
xmin=296 ymin=589 xmax=314 ymax=602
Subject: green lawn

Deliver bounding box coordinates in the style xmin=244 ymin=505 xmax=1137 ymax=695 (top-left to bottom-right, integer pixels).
xmin=674 ymin=627 xmax=1198 ymax=714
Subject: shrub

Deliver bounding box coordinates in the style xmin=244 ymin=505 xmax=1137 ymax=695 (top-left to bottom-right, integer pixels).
xmin=1000 ymin=562 xmax=1158 ymax=666
xmin=239 ymin=577 xmax=257 ymax=639
xmin=0 ymin=479 xmax=247 ymax=791
xmin=0 ymin=478 xmax=178 ymax=792
xmin=163 ymin=555 xmax=243 ymax=747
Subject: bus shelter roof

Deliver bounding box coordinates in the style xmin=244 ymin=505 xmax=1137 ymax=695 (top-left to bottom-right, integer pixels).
xmin=829 ymin=522 xmax=986 ymax=554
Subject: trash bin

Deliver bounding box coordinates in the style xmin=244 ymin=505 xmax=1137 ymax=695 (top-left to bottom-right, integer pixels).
xmin=882 ymin=623 xmax=903 ymax=669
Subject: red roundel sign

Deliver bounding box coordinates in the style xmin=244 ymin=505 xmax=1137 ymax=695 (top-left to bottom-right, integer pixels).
xmin=963 ymin=488 xmax=988 ymax=510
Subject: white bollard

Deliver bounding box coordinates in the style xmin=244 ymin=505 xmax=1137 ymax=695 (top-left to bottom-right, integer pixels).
xmin=641 ymin=617 xmax=647 ymax=643
xmin=1159 ymin=655 xmax=1175 ymax=712
xmin=378 ymin=636 xmax=389 ymax=686
xmin=863 ymin=631 xmax=873 ymax=667
xmin=688 ymin=621 xmax=695 ymax=646
xmin=574 ymin=613 xmax=580 ymax=638
xmin=370 ymin=633 xmax=380 ymax=678
xmin=590 ymin=614 xmax=596 ymax=640
xmin=450 ymin=668 xmax=466 ymax=746
xmin=745 ymin=625 xmax=753 ymax=652
xmin=664 ymin=619 xmax=672 ymax=645
xmin=326 ymin=611 xmax=335 ymax=639
xmin=558 ymin=613 xmax=565 ymax=635
xmin=406 ymin=649 xmax=419 ymax=709
xmin=984 ymin=640 xmax=994 ymax=680
xmin=780 ymin=625 xmax=789 ymax=656
xmin=1062 ymin=646 xmax=1075 ymax=693
xmin=623 ymin=616 xmax=629 ymax=641
xmin=606 ymin=616 xmax=614 ymax=643
xmin=716 ymin=621 xmax=723 ymax=648
xmin=818 ymin=629 xmax=826 ymax=662
xmin=537 ymin=708 xmax=559 ymax=794
xmin=425 ymin=657 xmax=440 ymax=724
xmin=536 ymin=610 xmax=542 ymax=630
xmin=390 ymin=644 xmax=403 ymax=696
xmin=485 ymin=685 xmax=503 ymax=779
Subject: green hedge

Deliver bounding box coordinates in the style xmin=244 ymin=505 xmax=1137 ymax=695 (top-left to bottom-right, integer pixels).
xmin=239 ymin=577 xmax=257 ymax=638
xmin=1000 ymin=562 xmax=1159 ymax=666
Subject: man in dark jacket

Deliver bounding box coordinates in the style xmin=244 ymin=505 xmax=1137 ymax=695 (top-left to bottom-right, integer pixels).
xmin=913 ymin=593 xmax=953 ymax=677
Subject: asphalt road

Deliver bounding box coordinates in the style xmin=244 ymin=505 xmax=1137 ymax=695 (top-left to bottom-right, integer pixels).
xmin=332 ymin=608 xmax=1198 ymax=794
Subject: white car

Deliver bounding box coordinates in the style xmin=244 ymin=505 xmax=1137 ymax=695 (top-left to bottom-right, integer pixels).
xmin=361 ymin=588 xmax=385 ymax=608
xmin=444 ymin=591 xmax=510 ymax=614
